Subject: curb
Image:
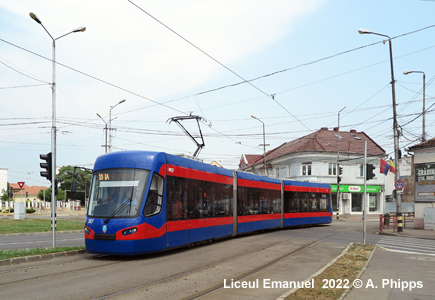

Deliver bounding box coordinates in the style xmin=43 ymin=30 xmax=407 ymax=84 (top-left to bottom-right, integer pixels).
xmin=338 ymin=246 xmax=377 ymax=300
xmin=0 ymin=249 xmax=87 ymax=267
xmin=276 ymin=243 xmax=353 ymax=300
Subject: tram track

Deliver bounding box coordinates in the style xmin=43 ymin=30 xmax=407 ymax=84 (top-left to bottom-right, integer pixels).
xmin=93 ymin=231 xmax=338 ymax=300
xmin=188 ymin=232 xmax=336 ymax=299
xmin=0 ymin=254 xmax=118 ymax=286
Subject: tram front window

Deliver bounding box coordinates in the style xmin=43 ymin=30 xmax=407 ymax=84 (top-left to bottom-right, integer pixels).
xmin=88 ymin=169 xmax=150 ymax=218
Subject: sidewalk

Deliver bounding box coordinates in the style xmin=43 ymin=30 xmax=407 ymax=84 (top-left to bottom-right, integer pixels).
xmin=337 ymin=214 xmax=435 ymax=240
xmin=337 ymin=214 xmax=435 ymax=299
xmin=343 ymin=246 xmax=435 ymax=299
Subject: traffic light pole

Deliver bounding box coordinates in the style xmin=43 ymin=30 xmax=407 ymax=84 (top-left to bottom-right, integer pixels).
xmin=30 ymin=12 xmax=86 ymax=249
xmin=39 ymin=152 xmax=55 ymax=247
xmin=51 ymin=37 xmax=57 ymax=249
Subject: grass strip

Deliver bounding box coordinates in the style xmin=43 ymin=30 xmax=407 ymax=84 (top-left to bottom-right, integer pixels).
xmin=0 ymin=219 xmax=84 ymax=234
xmin=285 ymin=243 xmax=374 ymax=300
xmin=0 ymin=246 xmax=85 ymax=260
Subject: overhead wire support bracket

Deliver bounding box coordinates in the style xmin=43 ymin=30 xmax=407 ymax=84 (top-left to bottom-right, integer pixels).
xmin=167 ymin=114 xmax=206 ymax=158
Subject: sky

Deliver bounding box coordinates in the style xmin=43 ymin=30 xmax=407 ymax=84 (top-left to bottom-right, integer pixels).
xmin=1 ymin=0 xmax=435 ymax=187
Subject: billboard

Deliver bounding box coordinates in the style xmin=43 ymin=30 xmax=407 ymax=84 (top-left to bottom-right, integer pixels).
xmin=415 ymin=163 xmax=435 ymax=202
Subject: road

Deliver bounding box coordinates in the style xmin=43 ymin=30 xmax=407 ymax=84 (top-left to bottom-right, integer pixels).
xmin=0 ymin=232 xmax=84 ymax=250
xmin=0 ymin=223 xmax=378 ymax=300
xmin=2 ymin=218 xmax=435 ymax=299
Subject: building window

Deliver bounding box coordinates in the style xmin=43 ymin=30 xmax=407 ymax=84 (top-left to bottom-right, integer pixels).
xmin=302 ymin=163 xmax=312 ymax=176
xmin=329 ymin=163 xmax=337 ymax=176
xmin=360 ymin=164 xmax=364 ymax=177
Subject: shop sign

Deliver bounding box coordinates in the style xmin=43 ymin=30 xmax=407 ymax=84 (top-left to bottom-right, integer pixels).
xmin=331 ymin=185 xmax=381 ymax=193
xmin=415 ymin=163 xmax=435 ymax=202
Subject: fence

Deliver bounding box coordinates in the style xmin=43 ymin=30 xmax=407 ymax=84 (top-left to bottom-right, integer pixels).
xmin=379 ymin=213 xmax=414 ymax=232
xmin=0 ymin=200 xmax=81 ymax=212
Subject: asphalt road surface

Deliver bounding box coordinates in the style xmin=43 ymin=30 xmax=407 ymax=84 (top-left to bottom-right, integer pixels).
xmin=1 ymin=224 xmax=381 ymax=300
xmin=0 ymin=232 xmax=84 ymax=250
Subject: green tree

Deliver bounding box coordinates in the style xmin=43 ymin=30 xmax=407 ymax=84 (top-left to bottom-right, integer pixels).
xmin=1 ymin=189 xmax=9 ymax=201
xmin=37 ymin=187 xmax=66 ymax=202
xmin=1 ymin=184 xmax=12 ymax=201
xmin=56 ymin=165 xmax=92 ymax=192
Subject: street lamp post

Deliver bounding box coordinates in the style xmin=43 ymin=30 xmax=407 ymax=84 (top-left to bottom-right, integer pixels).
xmin=30 ymin=12 xmax=86 ymax=247
xmin=359 ymin=28 xmax=403 ymax=232
xmin=108 ymin=99 xmax=126 ymax=152
xmin=96 ymin=113 xmax=109 ymax=153
xmin=251 ymin=115 xmax=268 ymax=174
xmin=403 ymin=70 xmax=426 ymax=142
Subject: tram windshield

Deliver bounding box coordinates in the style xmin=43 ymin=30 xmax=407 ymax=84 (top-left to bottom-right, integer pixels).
xmin=88 ymin=168 xmax=150 ymax=219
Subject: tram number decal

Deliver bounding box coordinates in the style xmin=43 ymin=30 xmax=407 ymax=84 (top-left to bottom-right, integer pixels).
xmin=99 ymin=173 xmax=110 ymax=181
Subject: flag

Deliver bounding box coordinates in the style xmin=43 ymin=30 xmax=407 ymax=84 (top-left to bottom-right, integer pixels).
xmin=380 ymin=158 xmax=390 ymax=175
xmin=389 ymin=158 xmax=396 ymax=174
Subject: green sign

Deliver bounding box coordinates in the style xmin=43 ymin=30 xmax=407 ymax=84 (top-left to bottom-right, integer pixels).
xmin=330 ymin=185 xmax=381 ymax=193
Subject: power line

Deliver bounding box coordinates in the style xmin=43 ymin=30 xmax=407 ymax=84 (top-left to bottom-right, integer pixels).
xmin=127 ymin=0 xmax=312 ymax=133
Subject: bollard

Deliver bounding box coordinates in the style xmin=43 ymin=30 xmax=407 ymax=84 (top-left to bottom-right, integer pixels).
xmin=379 ymin=214 xmax=383 ymax=232
xmin=397 ymin=212 xmax=403 ymax=232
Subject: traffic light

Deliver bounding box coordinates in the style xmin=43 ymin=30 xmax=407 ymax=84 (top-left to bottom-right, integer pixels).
xmin=71 ymin=168 xmax=78 ymax=192
xmin=337 ymin=166 xmax=343 ymax=184
xmin=40 ymin=152 xmax=52 ymax=181
xmin=366 ymin=163 xmax=376 ymax=180
xmin=25 ymin=191 xmax=28 ymax=198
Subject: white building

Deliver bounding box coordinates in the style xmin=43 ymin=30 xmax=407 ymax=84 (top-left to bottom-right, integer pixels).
xmin=408 ymin=139 xmax=435 ymax=228
xmin=240 ymin=127 xmax=389 ymax=215
xmin=0 ymin=168 xmax=7 ymax=194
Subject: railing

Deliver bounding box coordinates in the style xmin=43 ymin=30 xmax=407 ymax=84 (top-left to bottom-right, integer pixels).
xmin=380 ymin=214 xmax=396 ymax=233
xmin=379 ymin=213 xmax=414 ymax=232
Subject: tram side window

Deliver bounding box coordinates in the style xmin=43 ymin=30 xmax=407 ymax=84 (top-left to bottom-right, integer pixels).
xmin=284 ymin=191 xmax=300 ymax=213
xmin=144 ymin=173 xmax=164 ymax=217
xmin=166 ymin=175 xmax=233 ymax=220
xmin=187 ymin=179 xmax=233 ymax=219
xmin=238 ymin=186 xmax=281 ymax=215
xmin=319 ymin=193 xmax=329 ymax=212
xmin=166 ymin=176 xmax=187 ymax=221
xmin=310 ymin=193 xmax=319 ymax=212
xmin=300 ymin=193 xmax=309 ymax=212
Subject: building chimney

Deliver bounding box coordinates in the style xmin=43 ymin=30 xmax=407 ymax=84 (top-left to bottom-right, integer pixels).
xmin=350 ymin=129 xmax=357 ymax=133
xmin=333 ymin=127 xmax=339 ymax=132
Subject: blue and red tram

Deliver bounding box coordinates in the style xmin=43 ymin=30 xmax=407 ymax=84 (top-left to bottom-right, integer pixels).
xmin=84 ymin=151 xmax=332 ymax=255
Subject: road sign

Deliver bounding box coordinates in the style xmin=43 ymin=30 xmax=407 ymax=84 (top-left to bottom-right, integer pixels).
xmin=395 ymin=180 xmax=404 ymax=190
xmin=17 ymin=182 xmax=25 ymax=189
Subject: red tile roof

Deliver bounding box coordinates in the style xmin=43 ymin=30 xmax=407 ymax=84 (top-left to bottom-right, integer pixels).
xmin=10 ymin=183 xmax=48 ymax=195
xmin=245 ymin=128 xmax=385 ymax=168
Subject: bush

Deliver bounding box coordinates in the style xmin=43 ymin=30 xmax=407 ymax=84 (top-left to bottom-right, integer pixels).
xmin=26 ymin=209 xmax=36 ymax=213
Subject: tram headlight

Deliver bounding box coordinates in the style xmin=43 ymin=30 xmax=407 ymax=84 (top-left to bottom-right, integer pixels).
xmin=122 ymin=227 xmax=138 ymax=236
